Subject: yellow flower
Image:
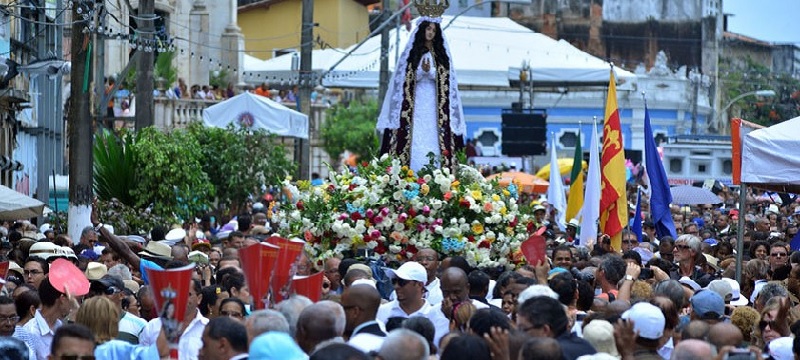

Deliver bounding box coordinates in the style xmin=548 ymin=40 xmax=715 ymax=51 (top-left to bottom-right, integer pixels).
xmin=492 ymin=194 xmax=500 ymax=202
xmin=502 ymin=189 xmax=510 ymax=197
xmin=500 ymin=206 xmax=507 ymax=215
xmin=420 ymin=184 xmax=430 ymax=195
xmin=402 ymin=165 xmax=409 ymax=172
xmin=351 ymin=235 xmax=364 ymax=247
xmin=472 ymin=222 xmax=484 ymax=234
xmin=451 ymin=180 xmax=460 ymax=188
xmin=471 ymin=190 xmax=483 ymax=201
xmin=407 ymin=169 xmax=415 ymax=177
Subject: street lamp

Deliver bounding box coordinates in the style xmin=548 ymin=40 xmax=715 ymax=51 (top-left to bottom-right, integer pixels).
xmin=715 ymin=89 xmax=777 ymax=131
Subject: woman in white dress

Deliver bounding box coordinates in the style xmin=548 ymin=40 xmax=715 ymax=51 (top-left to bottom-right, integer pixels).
xmin=377 ymin=18 xmax=466 ymax=172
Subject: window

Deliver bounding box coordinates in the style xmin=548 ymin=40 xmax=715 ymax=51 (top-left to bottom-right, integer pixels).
xmin=698 ymin=164 xmax=707 ymax=173
xmin=722 ymin=159 xmax=733 ymax=175
xmin=559 ymin=131 xmax=578 ymax=148
xmin=477 ymin=130 xmax=499 ymax=147
xmin=669 ymin=158 xmax=682 ymax=173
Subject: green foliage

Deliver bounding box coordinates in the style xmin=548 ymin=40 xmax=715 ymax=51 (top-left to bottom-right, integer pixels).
xmin=209 ymin=70 xmax=230 ymax=89
xmin=321 ymin=100 xmax=380 ymax=162
xmin=95 ymin=199 xmax=175 ymax=236
xmin=154 ymin=51 xmax=178 ymax=87
xmin=130 ymin=127 xmax=215 ymax=221
xmin=720 ymin=56 xmax=800 ymax=127
xmin=93 ymin=129 xmax=138 ymax=206
xmin=187 ymin=122 xmax=296 ymax=214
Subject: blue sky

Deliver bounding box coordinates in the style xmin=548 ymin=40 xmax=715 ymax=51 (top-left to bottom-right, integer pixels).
xmin=724 ymin=0 xmax=800 ymax=44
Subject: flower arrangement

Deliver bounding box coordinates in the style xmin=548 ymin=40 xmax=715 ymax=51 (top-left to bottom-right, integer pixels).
xmin=274 ymin=155 xmax=536 ymax=269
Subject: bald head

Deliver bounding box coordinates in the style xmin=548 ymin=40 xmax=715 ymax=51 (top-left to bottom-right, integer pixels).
xmin=441 ymin=267 xmax=469 ymax=304
xmin=681 ymin=320 xmax=710 ymax=341
xmin=296 ymin=300 xmax=346 ymax=354
xmin=708 ymin=322 xmax=743 ymax=349
xmin=346 ymin=284 xmax=381 ymax=314
xmin=671 ymin=339 xmax=713 ymax=360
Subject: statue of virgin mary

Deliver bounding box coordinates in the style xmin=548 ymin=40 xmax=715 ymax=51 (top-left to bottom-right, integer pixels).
xmin=376 ymin=7 xmax=466 ymax=173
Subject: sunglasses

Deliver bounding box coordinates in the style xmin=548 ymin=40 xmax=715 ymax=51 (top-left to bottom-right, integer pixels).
xmin=759 ymin=320 xmax=776 ymax=330
xmin=675 ymin=244 xmax=690 ymax=251
xmin=104 ymin=286 xmax=122 ymax=296
xmin=392 ymin=278 xmax=411 ymax=287
xmin=771 ymin=253 xmax=788 ymax=258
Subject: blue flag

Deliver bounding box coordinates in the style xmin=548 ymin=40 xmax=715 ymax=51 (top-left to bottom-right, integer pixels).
xmin=791 ymin=231 xmax=800 ymax=252
xmin=644 ymin=106 xmax=678 ymax=239
xmin=632 ymin=188 xmax=643 ymax=242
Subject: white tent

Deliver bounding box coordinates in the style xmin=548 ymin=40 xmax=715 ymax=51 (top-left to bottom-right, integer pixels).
xmin=0 ymin=185 xmax=46 ymax=220
xmin=741 ymin=116 xmax=800 ymax=192
xmin=202 ymin=92 xmax=309 ymax=139
xmin=243 ymin=15 xmax=635 ymax=88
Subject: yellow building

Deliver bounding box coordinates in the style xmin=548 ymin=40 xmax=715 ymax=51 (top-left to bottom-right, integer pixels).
xmin=239 ymin=0 xmax=379 ymax=60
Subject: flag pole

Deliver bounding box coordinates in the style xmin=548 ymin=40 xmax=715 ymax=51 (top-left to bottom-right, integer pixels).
xmin=736 ymin=183 xmax=746 ymax=283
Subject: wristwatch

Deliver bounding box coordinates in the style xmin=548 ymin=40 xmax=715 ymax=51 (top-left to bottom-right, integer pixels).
xmin=94 ymin=223 xmax=104 ymax=232
xmin=624 ymin=275 xmax=635 ymax=281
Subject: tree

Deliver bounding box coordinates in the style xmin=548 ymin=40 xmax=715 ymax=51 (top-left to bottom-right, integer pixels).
xmin=130 ymin=127 xmax=215 ymax=220
xmin=187 ymin=123 xmax=296 ymax=215
xmin=720 ymin=56 xmax=800 ymax=127
xmin=321 ymin=100 xmax=380 ymax=166
xmin=93 ymin=129 xmax=138 ymax=206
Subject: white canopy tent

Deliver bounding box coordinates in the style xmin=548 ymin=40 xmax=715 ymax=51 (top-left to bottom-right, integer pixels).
xmin=0 ymin=185 xmax=46 ymax=220
xmin=741 ymin=116 xmax=800 ymax=192
xmin=243 ymin=15 xmax=635 ymax=88
xmin=202 ymin=92 xmax=309 ymax=139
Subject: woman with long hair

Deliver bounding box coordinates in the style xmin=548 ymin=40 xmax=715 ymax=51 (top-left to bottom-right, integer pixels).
xmin=753 ymin=296 xmax=791 ymax=350
xmin=377 ymin=16 xmax=465 ymax=172
xmin=75 ymin=296 xmax=169 ymax=359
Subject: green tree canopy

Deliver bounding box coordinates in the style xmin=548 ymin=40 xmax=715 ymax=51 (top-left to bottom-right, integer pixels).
xmin=321 ymin=100 xmax=380 ymax=163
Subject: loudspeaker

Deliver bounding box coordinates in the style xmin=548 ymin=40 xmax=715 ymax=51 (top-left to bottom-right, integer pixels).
xmin=501 ymin=110 xmax=547 ymax=156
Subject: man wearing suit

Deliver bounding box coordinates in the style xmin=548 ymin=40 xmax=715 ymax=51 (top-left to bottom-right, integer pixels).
xmin=344 ymin=284 xmax=387 ymax=353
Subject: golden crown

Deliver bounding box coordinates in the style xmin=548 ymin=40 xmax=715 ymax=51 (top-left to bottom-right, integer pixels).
xmin=414 ymin=0 xmax=449 ymax=18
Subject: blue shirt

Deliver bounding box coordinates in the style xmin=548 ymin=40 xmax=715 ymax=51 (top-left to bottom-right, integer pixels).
xmin=95 ymin=339 xmax=160 ymax=360
xmin=139 ymin=258 xmax=163 ymax=285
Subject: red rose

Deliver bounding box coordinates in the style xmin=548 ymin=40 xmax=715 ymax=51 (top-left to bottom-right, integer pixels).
xmin=374 ymin=243 xmax=387 ymax=255
xmin=350 ymin=212 xmax=362 ymax=221
xmin=362 ymin=161 xmax=369 ymax=167
xmin=417 ymin=178 xmax=426 ymax=184
xmin=526 ymin=222 xmax=534 ymax=233
xmin=478 ymin=240 xmax=491 ymax=249
xmin=467 ymin=235 xmax=476 ymax=243
xmin=349 ymin=183 xmax=357 ymax=191
xmin=408 ymin=207 xmax=417 ymax=217
xmin=459 ymin=198 xmax=470 ymax=208
xmin=510 ymin=217 xmax=518 ymax=227
xmin=296 ymin=200 xmax=304 ymax=210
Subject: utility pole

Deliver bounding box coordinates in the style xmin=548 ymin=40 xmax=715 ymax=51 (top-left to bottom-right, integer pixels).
xmin=135 ymin=0 xmax=155 ymax=130
xmin=378 ymin=0 xmax=391 ymax=105
xmin=297 ymin=0 xmax=313 ymax=179
xmin=67 ymin=2 xmax=94 ymax=243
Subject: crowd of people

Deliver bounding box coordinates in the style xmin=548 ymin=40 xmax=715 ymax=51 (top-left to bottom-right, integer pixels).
xmin=0 ymin=188 xmax=799 ymax=360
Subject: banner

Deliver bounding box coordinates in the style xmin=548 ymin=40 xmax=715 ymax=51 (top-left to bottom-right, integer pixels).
xmin=293 ymin=272 xmax=324 ymax=303
xmin=239 ymin=242 xmax=280 ymax=309
xmin=266 ymin=236 xmax=306 ymax=303
xmin=566 ymin=129 xmax=584 ymax=222
xmin=146 ymin=262 xmax=195 ymax=354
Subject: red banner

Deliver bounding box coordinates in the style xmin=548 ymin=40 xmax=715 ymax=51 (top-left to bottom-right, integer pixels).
xmin=521 ymin=235 xmax=547 ymax=265
xmin=293 ymin=272 xmax=324 ymax=303
xmin=239 ymin=242 xmax=280 ymax=309
xmin=266 ymin=236 xmax=306 ymax=303
xmin=146 ymin=264 xmax=195 ymax=323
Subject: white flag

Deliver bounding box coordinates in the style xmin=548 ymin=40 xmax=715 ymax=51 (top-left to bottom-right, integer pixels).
xmin=548 ymin=136 xmax=567 ymax=231
xmin=580 ymin=120 xmax=601 ymax=247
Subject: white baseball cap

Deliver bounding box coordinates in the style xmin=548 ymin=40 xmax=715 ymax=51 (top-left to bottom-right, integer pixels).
xmin=622 ymin=302 xmax=665 ymax=340
xmin=384 ymin=262 xmax=427 ymax=284
xmin=721 ymin=277 xmax=749 ymax=306
xmin=769 ymin=337 xmax=794 ymax=360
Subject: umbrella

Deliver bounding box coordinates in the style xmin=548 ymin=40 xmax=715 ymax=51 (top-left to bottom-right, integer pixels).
xmin=670 ymin=185 xmax=722 ymax=205
xmin=0 ymin=185 xmax=46 ymax=220
xmin=486 ymin=171 xmax=549 ymax=194
xmin=535 ymin=158 xmax=587 ymax=180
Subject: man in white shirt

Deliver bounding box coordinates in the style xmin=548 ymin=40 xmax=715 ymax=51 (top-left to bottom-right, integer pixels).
xmin=140 ymin=279 xmax=208 ymax=360
xmin=429 ymin=267 xmax=488 ymax=346
xmin=22 ymin=277 xmax=69 ymax=360
xmin=343 ymin=284 xmax=386 ymax=353
xmin=414 ymin=248 xmax=443 ymax=305
xmin=376 ymin=262 xmax=432 ymax=325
